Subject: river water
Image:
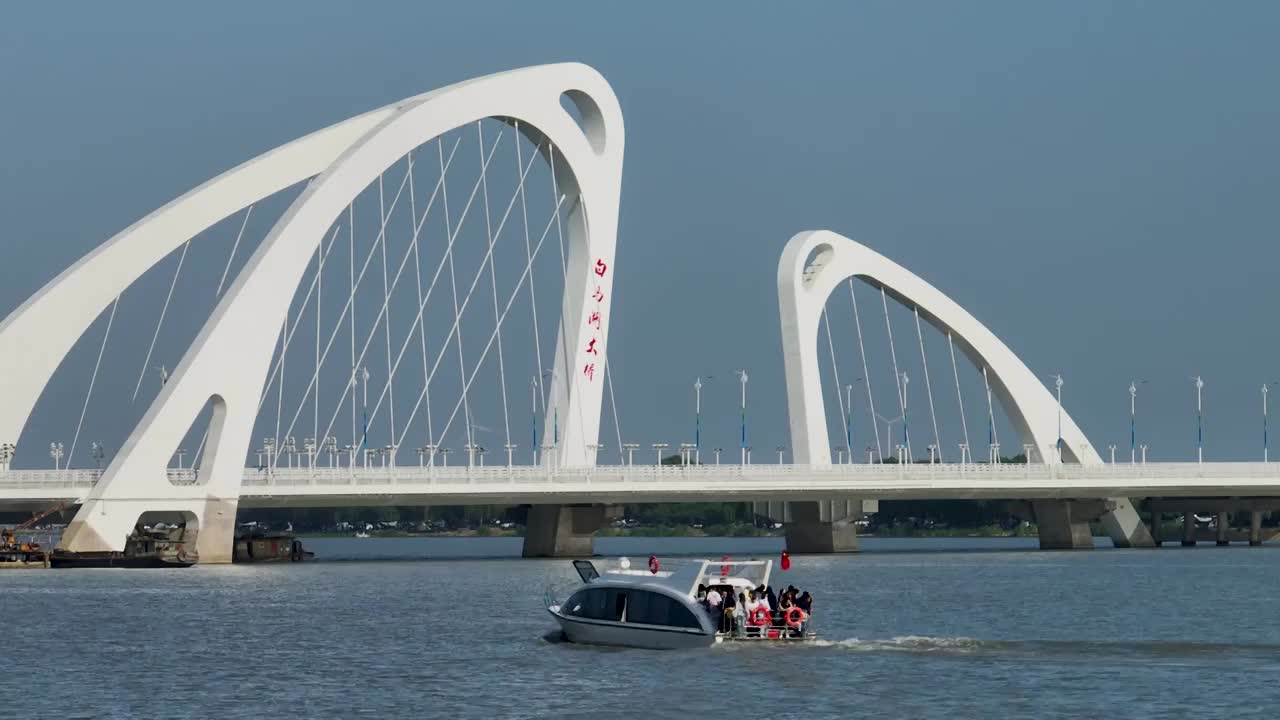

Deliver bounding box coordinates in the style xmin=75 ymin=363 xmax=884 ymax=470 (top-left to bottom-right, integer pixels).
xmin=3 ymin=536 xmax=1278 ymax=718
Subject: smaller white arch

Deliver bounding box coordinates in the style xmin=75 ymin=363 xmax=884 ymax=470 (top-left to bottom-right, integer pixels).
xmin=780 ymin=230 xmax=1095 ymax=466
xmin=778 ymin=230 xmax=1152 ymax=548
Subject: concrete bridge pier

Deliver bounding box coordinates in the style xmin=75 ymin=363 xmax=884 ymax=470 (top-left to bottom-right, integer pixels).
xmin=521 ymin=504 xmax=612 ymax=558
xmin=1009 ymin=499 xmax=1113 ymax=550
xmin=760 ymin=499 xmax=875 ymax=553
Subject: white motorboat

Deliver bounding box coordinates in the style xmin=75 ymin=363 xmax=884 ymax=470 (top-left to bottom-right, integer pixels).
xmin=546 ymin=557 xmax=815 ymax=650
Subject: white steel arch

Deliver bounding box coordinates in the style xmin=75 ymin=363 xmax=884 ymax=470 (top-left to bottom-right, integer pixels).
xmin=4 ymin=63 xmax=624 ymax=561
xmin=778 ymin=230 xmax=1151 ymax=547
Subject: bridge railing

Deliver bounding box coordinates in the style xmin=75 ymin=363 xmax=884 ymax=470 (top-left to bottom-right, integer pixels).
xmin=6 ymin=461 xmax=1280 ymax=493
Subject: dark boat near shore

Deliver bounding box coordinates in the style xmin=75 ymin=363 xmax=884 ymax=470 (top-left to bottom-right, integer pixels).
xmin=233 ymin=532 xmax=314 ymax=563
xmin=50 ymin=525 xmax=196 ymax=569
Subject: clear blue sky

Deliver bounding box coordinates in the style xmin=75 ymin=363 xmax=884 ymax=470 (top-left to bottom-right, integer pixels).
xmin=1 ymin=2 xmax=1277 ymax=466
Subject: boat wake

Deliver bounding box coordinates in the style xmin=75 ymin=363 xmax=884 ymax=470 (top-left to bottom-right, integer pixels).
xmin=811 ymin=636 xmax=989 ymax=654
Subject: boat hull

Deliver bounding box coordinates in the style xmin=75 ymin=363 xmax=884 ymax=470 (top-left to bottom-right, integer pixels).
xmin=549 ymin=609 xmax=715 ymax=650
xmin=49 ymin=551 xmax=195 ymax=569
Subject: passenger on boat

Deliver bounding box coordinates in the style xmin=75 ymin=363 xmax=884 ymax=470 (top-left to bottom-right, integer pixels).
xmin=797 ymin=591 xmax=813 ymax=614
xmin=706 ymin=586 xmax=723 ymax=618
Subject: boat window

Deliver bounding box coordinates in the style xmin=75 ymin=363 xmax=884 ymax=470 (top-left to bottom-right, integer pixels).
xmin=564 ymin=588 xmax=625 ymax=622
xmin=572 ymin=560 xmax=599 ymax=584
xmin=624 ymin=590 xmax=700 ymax=629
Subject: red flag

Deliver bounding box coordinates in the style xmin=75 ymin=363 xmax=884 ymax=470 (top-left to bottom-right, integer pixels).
xmin=720 ymin=554 xmax=731 ymax=577
xmin=780 ymin=550 xmax=791 ymax=571
xmin=648 ymin=555 xmax=659 ymax=574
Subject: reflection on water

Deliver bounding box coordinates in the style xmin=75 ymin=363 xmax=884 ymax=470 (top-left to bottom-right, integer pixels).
xmin=3 ymin=536 xmax=1279 ymax=719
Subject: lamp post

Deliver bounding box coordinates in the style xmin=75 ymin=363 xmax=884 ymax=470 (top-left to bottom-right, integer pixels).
xmin=1140 ymin=444 xmax=1148 ymax=464
xmin=1053 ymin=374 xmax=1064 ymax=463
xmin=175 ymin=448 xmax=187 ymax=470
xmin=1264 ymin=383 xmax=1275 ymax=462
xmin=899 ymin=371 xmax=911 ymax=459
xmin=713 ymin=447 xmax=723 ymax=465
xmin=359 ymin=366 xmax=370 ymax=464
xmin=304 ymin=437 xmax=317 ymax=470
xmin=679 ymin=442 xmax=696 ymax=465
xmin=439 ymin=447 xmax=451 ymax=468
xmin=834 ymin=446 xmax=847 ymax=465
xmin=1129 ymin=380 xmax=1147 ymax=464
xmin=324 ymin=436 xmax=338 ymax=468
xmin=958 ymin=442 xmax=970 ymax=465
xmin=90 ymin=442 xmax=105 ymax=471
xmin=694 ymin=376 xmax=709 ymax=464
xmin=622 ymin=442 xmax=639 ymax=466
xmin=416 ymin=446 xmax=427 ymax=467
xmin=424 ymin=444 xmax=439 ymax=469
xmin=1193 ymin=375 xmax=1204 ymax=463
xmin=530 ymin=376 xmax=541 ymax=465
xmin=0 ymin=443 xmax=15 ymax=472
xmin=1108 ymin=444 xmax=1116 ymax=465
xmin=504 ymin=443 xmax=518 ymax=467
xmin=652 ymin=442 xmax=669 ymax=465
xmin=49 ymin=442 xmax=65 ymax=471
xmin=927 ymin=444 xmax=937 ymax=464
xmin=775 ymin=446 xmax=786 ymax=464
xmin=1023 ymin=443 xmax=1035 ymax=465
xmin=845 ymin=379 xmax=862 ymax=464
xmin=734 ymin=369 xmax=749 ymax=465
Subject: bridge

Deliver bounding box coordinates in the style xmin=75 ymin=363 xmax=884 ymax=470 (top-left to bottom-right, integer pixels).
xmin=0 ymin=62 xmax=1274 ymax=560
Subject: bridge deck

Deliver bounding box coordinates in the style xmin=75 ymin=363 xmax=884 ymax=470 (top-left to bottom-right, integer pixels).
xmin=4 ymin=462 xmax=1280 ymax=509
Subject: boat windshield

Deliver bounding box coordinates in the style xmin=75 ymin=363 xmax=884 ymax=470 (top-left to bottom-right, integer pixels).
xmin=572 ymin=560 xmax=599 ymax=584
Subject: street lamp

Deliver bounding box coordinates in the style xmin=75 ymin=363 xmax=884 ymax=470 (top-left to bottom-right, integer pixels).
xmin=712 ymin=447 xmax=723 ymax=465
xmin=1108 ymin=443 xmax=1116 ymax=465
xmin=844 ymin=378 xmax=863 ymax=465
xmin=304 ymin=437 xmax=317 ymax=470
xmin=324 ymin=436 xmax=338 ymax=468
xmin=175 ymin=448 xmax=187 ymax=470
xmin=652 ymin=442 xmax=669 ymax=465
xmin=834 ymin=446 xmax=847 ymax=465
xmin=1193 ymin=375 xmax=1204 ymax=463
xmin=927 ymin=443 xmax=937 ymax=464
xmin=49 ymin=442 xmax=65 ymax=471
xmin=439 ymin=447 xmax=452 ymax=467
xmin=1052 ymin=374 xmax=1064 ymax=463
xmin=1129 ymin=380 xmax=1147 ymax=464
xmin=1264 ymin=383 xmax=1276 ymax=462
xmin=505 ymin=443 xmax=518 ymax=467
xmin=734 ymin=369 xmax=749 ymax=465
xmin=775 ymin=446 xmax=786 ymax=464
xmin=694 ymin=376 xmax=710 ymax=464
xmin=622 ymin=442 xmax=640 ymax=466
xmin=958 ymin=442 xmax=970 ymax=465
xmin=90 ymin=442 xmax=105 ymax=471
xmin=0 ymin=443 xmax=15 ymax=472
xmin=679 ymin=442 xmax=696 ymax=465
xmin=1140 ymin=443 xmax=1149 ymax=464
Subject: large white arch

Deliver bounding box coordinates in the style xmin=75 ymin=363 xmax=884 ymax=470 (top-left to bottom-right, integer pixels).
xmin=3 ymin=63 xmax=625 ymax=561
xmin=779 ymin=230 xmax=1152 ymax=547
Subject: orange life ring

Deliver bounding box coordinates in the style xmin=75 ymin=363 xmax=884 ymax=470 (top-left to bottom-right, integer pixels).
xmin=750 ymin=606 xmax=770 ymax=626
xmin=785 ymin=606 xmax=807 ymax=628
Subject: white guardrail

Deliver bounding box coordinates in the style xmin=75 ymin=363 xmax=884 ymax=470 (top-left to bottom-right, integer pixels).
xmin=4 ymin=462 xmax=1280 ymax=495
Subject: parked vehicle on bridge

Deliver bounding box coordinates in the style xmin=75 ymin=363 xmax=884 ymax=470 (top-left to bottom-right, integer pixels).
xmin=545 ymin=557 xmax=815 ymax=649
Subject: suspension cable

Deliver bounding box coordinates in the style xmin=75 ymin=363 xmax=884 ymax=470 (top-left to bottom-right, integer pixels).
xmin=914 ymin=307 xmax=942 ymax=461
xmin=310 ymin=134 xmax=493 ymax=460
xmin=821 ymin=308 xmax=848 ymax=454
xmin=478 ymin=121 xmax=512 ymax=453
xmin=848 ymin=279 xmax=881 ymax=460
xmin=69 ymin=296 xmax=120 ymax=465
xmin=398 ymin=192 xmax=565 ymax=448
xmin=434 ymin=195 xmax=567 ymax=442
xmin=366 ymin=134 xmax=537 ymax=441
xmin=514 ymin=121 xmax=547 ymax=421
xmin=605 ymin=357 xmax=623 ymax=465
xmin=215 ymin=205 xmax=254 ymax=298
xmin=406 ymin=150 xmax=434 ymax=448
xmin=948 ymin=332 xmax=971 ymax=461
xmin=131 ymin=239 xmax=192 ymax=403
xmin=983 ymin=365 xmax=1000 ymax=456
xmin=377 ymin=174 xmax=397 ymax=452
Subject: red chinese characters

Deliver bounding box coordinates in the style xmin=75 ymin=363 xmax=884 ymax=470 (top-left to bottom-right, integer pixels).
xmin=582 ymin=257 xmax=610 ymax=382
